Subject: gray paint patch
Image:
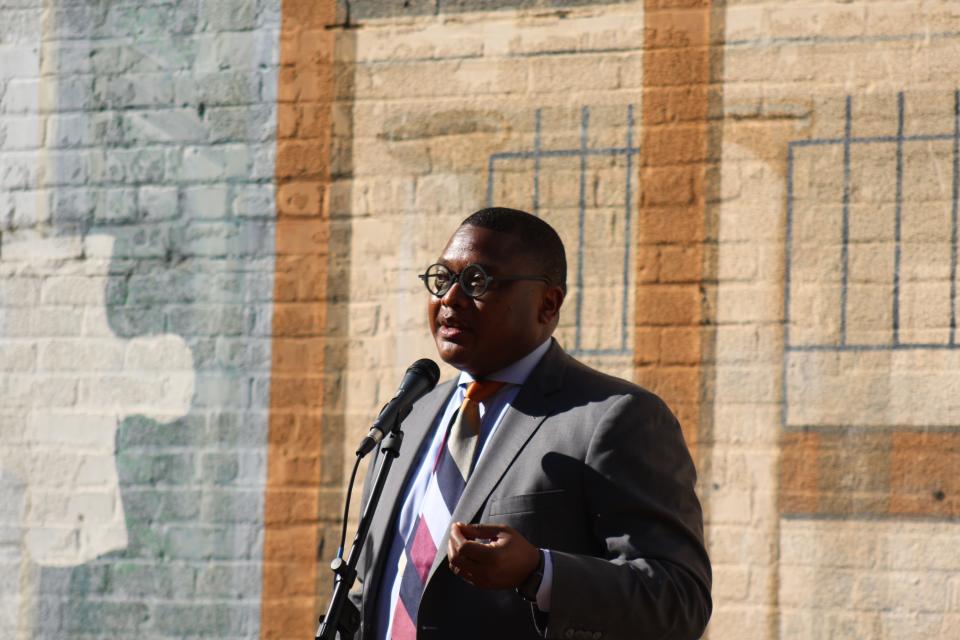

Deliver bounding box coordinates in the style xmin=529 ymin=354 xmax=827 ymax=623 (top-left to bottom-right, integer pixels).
xmin=0 ymin=0 xmax=280 ymax=637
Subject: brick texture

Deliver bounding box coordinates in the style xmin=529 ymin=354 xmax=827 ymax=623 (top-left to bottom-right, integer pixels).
xmin=262 ymin=1 xmax=346 ymax=638
xmin=3 ymin=1 xmax=960 ymax=639
xmin=714 ymin=2 xmax=960 ymax=638
xmin=1 ymin=1 xmax=278 ymax=637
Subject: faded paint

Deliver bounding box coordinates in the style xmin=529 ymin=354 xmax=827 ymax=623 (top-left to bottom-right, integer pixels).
xmin=1 ymin=1 xmax=959 ymax=639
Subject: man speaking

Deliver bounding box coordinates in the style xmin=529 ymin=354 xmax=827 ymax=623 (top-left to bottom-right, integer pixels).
xmin=354 ymin=207 xmax=712 ymax=639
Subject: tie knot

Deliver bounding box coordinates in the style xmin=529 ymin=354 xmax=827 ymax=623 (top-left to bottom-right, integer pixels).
xmin=465 ymin=380 xmax=507 ymax=403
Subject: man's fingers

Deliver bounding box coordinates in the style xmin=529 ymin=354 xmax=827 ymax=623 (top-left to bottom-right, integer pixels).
xmin=449 ymin=524 xmax=497 ymax=563
xmin=448 ymin=522 xmax=468 ymax=547
xmin=449 ymin=551 xmax=485 ymax=579
xmin=450 ymin=552 xmax=483 ymax=572
xmin=457 ymin=539 xmax=498 ymax=562
xmin=459 ymin=523 xmax=508 ymax=540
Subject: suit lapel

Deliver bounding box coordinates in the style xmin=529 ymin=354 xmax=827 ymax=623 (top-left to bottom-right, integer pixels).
xmin=365 ymin=380 xmax=455 ymax=597
xmin=427 ymin=341 xmax=569 ymax=580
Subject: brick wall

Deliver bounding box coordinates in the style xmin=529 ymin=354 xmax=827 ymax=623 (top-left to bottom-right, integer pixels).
xmin=2 ymin=0 xmax=959 ymax=638
xmin=713 ymin=2 xmax=960 ymax=637
xmin=1 ymin=1 xmax=278 ymax=637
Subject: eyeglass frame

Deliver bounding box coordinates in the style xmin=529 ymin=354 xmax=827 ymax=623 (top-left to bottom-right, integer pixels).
xmin=418 ymin=262 xmax=552 ymax=299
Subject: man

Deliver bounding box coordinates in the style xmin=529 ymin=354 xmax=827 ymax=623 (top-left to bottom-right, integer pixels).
xmin=354 ymin=207 xmax=711 ymax=639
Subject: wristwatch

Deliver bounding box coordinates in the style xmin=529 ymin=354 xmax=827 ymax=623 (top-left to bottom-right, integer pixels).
xmin=517 ymin=548 xmax=545 ymax=602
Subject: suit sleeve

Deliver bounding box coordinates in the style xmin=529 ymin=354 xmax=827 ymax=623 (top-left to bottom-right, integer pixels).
xmin=544 ymin=392 xmax=712 ymax=640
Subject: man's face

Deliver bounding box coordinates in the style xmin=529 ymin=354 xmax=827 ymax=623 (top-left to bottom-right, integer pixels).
xmin=427 ymin=225 xmax=556 ymax=377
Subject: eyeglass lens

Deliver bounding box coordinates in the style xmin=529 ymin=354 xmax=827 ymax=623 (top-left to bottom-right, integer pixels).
xmin=424 ymin=264 xmax=488 ymax=297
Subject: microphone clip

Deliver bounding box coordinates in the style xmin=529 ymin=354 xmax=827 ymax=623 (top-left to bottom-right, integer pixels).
xmin=356 ymin=403 xmax=412 ymax=457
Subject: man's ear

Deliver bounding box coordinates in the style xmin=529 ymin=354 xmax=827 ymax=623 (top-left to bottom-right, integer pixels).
xmin=538 ymin=286 xmax=565 ymax=324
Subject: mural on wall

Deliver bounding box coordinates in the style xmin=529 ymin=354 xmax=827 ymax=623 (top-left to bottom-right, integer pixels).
xmin=1 ymin=2 xmax=278 ymax=637
xmin=486 ymin=105 xmax=638 ymax=367
xmin=715 ymin=6 xmax=960 ymax=636
xmin=781 ymin=91 xmax=960 ymax=520
xmin=0 ymin=234 xmax=195 ymax=632
xmin=8 ymin=0 xmax=960 ymax=637
xmin=486 ymin=105 xmax=637 ymax=356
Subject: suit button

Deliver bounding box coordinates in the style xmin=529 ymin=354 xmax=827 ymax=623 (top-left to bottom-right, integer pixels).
xmin=564 ymin=630 xmax=574 ymax=639
xmin=593 ymin=633 xmax=602 ymax=639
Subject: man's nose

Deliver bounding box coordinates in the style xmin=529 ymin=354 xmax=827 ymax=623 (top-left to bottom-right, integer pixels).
xmin=440 ymin=279 xmax=469 ymax=306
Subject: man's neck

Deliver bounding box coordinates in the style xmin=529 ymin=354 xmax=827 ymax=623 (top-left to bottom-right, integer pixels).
xmin=457 ymin=338 xmax=553 ymax=387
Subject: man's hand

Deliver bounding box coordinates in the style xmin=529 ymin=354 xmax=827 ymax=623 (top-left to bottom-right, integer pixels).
xmin=447 ymin=522 xmax=540 ymax=590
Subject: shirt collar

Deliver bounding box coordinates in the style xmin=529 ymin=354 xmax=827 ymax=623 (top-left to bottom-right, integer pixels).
xmin=456 ymin=338 xmax=552 ymax=389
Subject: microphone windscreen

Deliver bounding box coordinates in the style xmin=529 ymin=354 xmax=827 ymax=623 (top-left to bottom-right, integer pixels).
xmin=409 ymin=358 xmax=440 ymax=387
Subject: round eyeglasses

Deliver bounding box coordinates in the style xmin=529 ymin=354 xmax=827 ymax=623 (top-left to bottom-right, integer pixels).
xmin=418 ymin=263 xmax=551 ymax=299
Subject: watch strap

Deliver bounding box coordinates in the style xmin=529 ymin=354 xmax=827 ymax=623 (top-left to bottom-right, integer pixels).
xmin=517 ymin=548 xmax=545 ymax=602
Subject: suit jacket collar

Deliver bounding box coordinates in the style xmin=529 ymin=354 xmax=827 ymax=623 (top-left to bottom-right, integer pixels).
xmin=427 ymin=338 xmax=570 ymax=580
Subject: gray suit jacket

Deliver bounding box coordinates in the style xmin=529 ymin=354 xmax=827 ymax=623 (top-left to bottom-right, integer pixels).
xmin=354 ymin=340 xmax=711 ymax=640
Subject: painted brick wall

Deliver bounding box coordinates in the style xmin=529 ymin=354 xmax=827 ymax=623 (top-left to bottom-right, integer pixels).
xmin=712 ymin=2 xmax=960 ymax=638
xmin=1 ymin=1 xmax=278 ymax=637
xmin=3 ymin=1 xmax=960 ymax=639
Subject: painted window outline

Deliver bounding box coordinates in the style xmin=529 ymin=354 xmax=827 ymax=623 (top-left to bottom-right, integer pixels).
xmin=486 ymin=105 xmax=638 ymax=357
xmin=782 ymin=90 xmax=960 ymax=427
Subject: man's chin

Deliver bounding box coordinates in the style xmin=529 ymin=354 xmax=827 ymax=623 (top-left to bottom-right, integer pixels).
xmin=435 ymin=338 xmax=474 ymax=371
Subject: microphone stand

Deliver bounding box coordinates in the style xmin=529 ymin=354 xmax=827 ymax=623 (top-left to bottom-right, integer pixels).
xmin=316 ymin=422 xmax=406 ymax=639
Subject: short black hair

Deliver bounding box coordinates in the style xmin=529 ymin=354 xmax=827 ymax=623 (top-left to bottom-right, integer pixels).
xmin=461 ymin=207 xmax=567 ymax=292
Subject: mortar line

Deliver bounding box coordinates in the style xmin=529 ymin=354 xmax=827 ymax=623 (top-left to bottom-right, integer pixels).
xmin=788 ymin=342 xmax=960 ymax=352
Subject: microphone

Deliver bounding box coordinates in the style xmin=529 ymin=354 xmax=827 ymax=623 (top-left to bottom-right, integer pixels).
xmin=356 ymin=358 xmax=440 ymax=457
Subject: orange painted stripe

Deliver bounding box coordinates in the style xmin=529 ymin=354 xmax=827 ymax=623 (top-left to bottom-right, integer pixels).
xmin=636 ymin=0 xmax=714 ymax=459
xmin=780 ymin=430 xmax=960 ymax=519
xmin=780 ymin=431 xmax=822 ymax=514
xmin=889 ymin=431 xmax=960 ymax=517
xmin=263 ymin=1 xmax=338 ymax=638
